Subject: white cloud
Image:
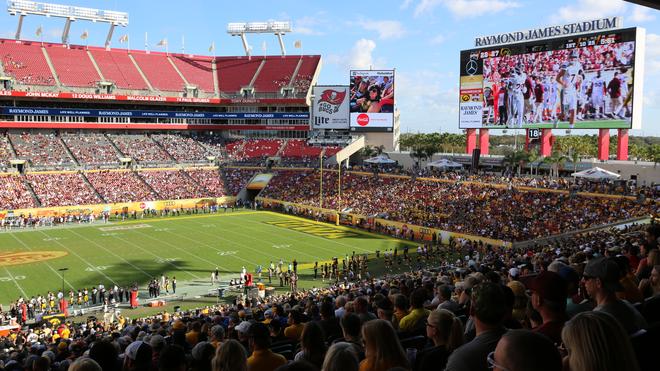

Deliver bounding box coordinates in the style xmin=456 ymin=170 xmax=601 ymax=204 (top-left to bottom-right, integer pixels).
xmin=414 ymin=0 xmax=520 ymax=18
xmin=293 ymin=14 xmax=329 ymax=36
xmin=400 ymin=0 xmax=414 ymax=9
xmin=397 ymin=69 xmax=459 ymax=132
xmin=550 ymin=0 xmax=626 ymax=23
xmin=429 ymin=34 xmax=446 ymax=45
xmin=645 ymin=33 xmax=660 ymax=75
xmin=359 ymin=20 xmax=406 ymax=40
xmin=630 ymin=6 xmax=656 ymax=23
xmin=325 ymin=38 xmax=385 ymax=70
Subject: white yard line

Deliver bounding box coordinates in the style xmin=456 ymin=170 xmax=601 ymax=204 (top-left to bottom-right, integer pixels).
xmin=8 ymin=233 xmax=76 ymax=290
xmin=3 ymin=267 xmax=27 ymax=298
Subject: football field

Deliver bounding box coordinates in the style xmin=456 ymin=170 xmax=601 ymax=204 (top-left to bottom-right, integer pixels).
xmin=0 ymin=210 xmax=415 ymax=303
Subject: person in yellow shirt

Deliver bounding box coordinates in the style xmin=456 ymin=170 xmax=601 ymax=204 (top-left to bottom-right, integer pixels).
xmin=186 ymin=321 xmax=202 ymax=346
xmin=283 ymin=311 xmax=304 ymax=341
xmin=398 ymin=288 xmax=430 ymax=333
xmin=247 ymin=323 xmax=286 ymax=371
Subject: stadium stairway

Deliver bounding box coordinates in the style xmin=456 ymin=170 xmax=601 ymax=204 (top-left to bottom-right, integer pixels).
xmin=104 ymin=133 xmax=127 ymax=158
xmin=128 ymin=54 xmax=155 ymax=91
xmin=80 ymin=171 xmax=107 ymax=203
xmin=181 ymin=169 xmax=210 ymax=194
xmin=21 ymin=175 xmax=42 ymax=207
xmin=135 ymin=170 xmax=161 ymax=198
xmin=288 ymin=58 xmax=304 ymax=89
xmin=276 ymin=139 xmax=288 ymax=157
xmin=148 ymin=134 xmax=177 ymax=163
xmin=86 ymin=50 xmax=106 ymax=82
xmin=248 ymin=59 xmax=266 ymax=88
xmin=211 ymin=59 xmax=220 ymax=96
xmin=167 ymin=56 xmax=191 ymax=87
xmin=58 ymin=135 xmax=80 ymax=166
xmin=41 ymin=46 xmax=62 ymax=87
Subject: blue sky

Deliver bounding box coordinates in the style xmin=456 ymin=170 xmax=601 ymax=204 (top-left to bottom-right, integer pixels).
xmin=1 ymin=0 xmax=659 ymax=136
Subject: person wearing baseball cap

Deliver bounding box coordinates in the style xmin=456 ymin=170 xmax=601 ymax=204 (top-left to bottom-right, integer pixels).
xmin=582 ymin=257 xmax=647 ymax=335
xmin=523 ymin=271 xmax=567 ymax=344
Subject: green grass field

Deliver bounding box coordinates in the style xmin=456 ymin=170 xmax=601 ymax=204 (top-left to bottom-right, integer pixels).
xmin=0 ymin=210 xmax=415 ymax=304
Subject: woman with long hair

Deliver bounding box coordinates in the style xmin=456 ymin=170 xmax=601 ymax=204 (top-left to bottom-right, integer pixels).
xmin=322 ymin=342 xmax=359 ymax=371
xmin=212 ymin=339 xmax=247 ymax=371
xmin=561 ymin=311 xmax=639 ymax=371
xmin=360 ymin=319 xmax=410 ymax=371
xmin=414 ymin=309 xmax=464 ymax=371
xmin=294 ymin=321 xmax=328 ymax=369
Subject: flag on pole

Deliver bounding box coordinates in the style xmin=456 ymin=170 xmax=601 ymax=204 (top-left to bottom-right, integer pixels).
xmin=156 ymin=38 xmax=168 ymax=47
xmin=208 ymin=42 xmax=215 ymax=52
xmin=294 ymin=40 xmax=302 ymax=49
xmin=119 ymin=34 xmax=129 ymax=43
xmin=35 ymin=26 xmax=42 ymax=37
xmin=80 ymin=30 xmax=89 ymax=40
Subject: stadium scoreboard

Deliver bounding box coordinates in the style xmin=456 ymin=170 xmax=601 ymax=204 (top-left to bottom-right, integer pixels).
xmin=459 ymin=22 xmax=645 ymax=130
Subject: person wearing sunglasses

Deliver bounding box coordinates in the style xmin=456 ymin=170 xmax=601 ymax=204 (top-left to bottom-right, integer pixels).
xmin=414 ymin=309 xmax=463 ymax=371
xmin=487 ymin=329 xmax=561 ymax=371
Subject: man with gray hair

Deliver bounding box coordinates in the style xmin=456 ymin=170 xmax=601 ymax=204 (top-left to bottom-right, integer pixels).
xmin=210 ymin=325 xmax=225 ymax=348
xmin=335 ymin=295 xmax=348 ymax=319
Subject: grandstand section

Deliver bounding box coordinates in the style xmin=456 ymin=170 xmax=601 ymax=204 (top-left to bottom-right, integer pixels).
xmin=0 ymin=40 xmax=56 ymax=86
xmin=170 ymin=55 xmax=215 ymax=93
xmin=131 ymin=51 xmax=186 ymax=93
xmin=44 ymin=44 xmax=100 ymax=87
xmin=88 ymin=48 xmax=150 ymax=91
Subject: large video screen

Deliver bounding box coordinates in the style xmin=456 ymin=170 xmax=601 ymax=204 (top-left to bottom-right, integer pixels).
xmin=349 ymin=70 xmax=395 ymax=132
xmin=459 ymin=27 xmax=644 ymax=130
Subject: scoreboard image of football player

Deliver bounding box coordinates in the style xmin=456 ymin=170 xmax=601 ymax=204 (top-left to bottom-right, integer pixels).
xmin=555 ymin=50 xmax=583 ymax=130
xmin=506 ymin=65 xmax=527 ymax=128
xmin=590 ymin=70 xmax=607 ymax=119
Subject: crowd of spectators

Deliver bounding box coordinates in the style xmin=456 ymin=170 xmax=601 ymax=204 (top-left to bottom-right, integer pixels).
xmin=0 ymin=174 xmax=37 ymax=209
xmin=260 ymin=169 xmax=656 ymax=241
xmin=151 ymin=135 xmax=210 ymax=163
xmin=84 ymin=170 xmax=158 ymax=204
xmin=185 ymin=169 xmax=226 ymax=197
xmin=60 ymin=133 xmax=120 ymax=166
xmin=8 ymin=131 xmax=75 ymax=168
xmin=107 ymin=134 xmax=174 ymax=164
xmin=26 ymin=173 xmax=101 ymax=207
xmin=138 ymin=170 xmax=208 ymax=200
xmin=0 ymin=223 xmax=658 ymax=371
xmin=222 ymin=168 xmax=260 ymax=196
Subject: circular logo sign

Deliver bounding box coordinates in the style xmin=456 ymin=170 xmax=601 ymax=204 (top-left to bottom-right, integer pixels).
xmin=357 ymin=114 xmax=370 ymax=126
xmin=461 ymin=94 xmax=470 ymax=102
xmin=0 ymin=251 xmax=68 ymax=267
xmin=139 ymin=202 xmax=146 ymax=209
xmin=465 ymin=59 xmax=478 ymax=76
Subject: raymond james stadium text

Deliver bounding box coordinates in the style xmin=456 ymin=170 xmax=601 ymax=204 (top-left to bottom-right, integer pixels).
xmin=475 ymin=17 xmax=619 ymax=47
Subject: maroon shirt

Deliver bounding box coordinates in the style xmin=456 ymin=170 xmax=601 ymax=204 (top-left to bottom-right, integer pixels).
xmin=608 ymin=77 xmax=621 ymax=98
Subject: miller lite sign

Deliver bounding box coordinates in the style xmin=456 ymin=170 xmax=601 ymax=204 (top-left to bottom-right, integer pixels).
xmin=311 ymin=86 xmax=350 ymax=130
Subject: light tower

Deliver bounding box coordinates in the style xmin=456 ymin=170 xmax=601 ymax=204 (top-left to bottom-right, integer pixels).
xmin=7 ymin=0 xmax=128 ymax=48
xmin=227 ymin=21 xmax=292 ymax=57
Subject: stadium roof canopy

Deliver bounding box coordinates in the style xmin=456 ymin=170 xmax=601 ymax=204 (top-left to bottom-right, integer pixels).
xmin=624 ymin=1 xmax=660 ymax=11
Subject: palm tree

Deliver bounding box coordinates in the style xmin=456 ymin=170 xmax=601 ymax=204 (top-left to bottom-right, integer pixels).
xmin=526 ymin=149 xmax=540 ymax=175
xmin=543 ymin=151 xmax=568 ymax=178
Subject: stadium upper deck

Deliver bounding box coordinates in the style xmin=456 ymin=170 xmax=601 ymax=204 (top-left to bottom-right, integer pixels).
xmin=0 ymin=38 xmax=321 ymax=99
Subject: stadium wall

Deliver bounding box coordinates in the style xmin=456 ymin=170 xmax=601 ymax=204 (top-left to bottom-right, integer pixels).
xmin=0 ymin=197 xmax=236 ymax=219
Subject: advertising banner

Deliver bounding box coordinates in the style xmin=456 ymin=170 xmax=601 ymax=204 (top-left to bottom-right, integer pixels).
xmin=349 ymin=70 xmax=395 ymax=131
xmin=1 ymin=107 xmax=309 ymax=120
xmin=311 ymin=86 xmax=350 ymax=130
xmin=459 ymin=27 xmax=644 ymax=130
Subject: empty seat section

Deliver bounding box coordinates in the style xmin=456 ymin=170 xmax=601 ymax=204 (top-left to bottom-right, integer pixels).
xmin=252 ymin=57 xmax=298 ymax=92
xmin=281 ymin=139 xmax=323 ymax=158
xmin=131 ymin=52 xmax=185 ymax=92
xmin=89 ymin=49 xmax=148 ymax=90
xmin=241 ymin=139 xmax=283 ymax=158
xmin=0 ymin=40 xmax=55 ymax=85
xmin=45 ymin=45 xmax=100 ymax=87
xmin=170 ymin=55 xmax=215 ymax=92
xmin=216 ymin=58 xmax=261 ymax=93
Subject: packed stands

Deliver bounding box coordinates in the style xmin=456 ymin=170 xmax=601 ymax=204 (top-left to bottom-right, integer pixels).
xmin=215 ymin=58 xmax=262 ymax=93
xmin=194 ymin=132 xmax=227 ymax=158
xmin=222 ymin=167 xmax=260 ymax=195
xmin=252 ymin=57 xmax=298 ymax=92
xmin=89 ymin=48 xmax=149 ymax=90
xmin=85 ymin=170 xmax=157 ymax=203
xmin=185 ymin=168 xmax=226 ymax=197
xmin=131 ymin=52 xmax=185 ymax=92
xmin=44 ymin=44 xmax=100 ymax=87
xmin=138 ymin=169 xmax=207 ymax=200
xmin=0 ymin=134 xmax=15 ymax=168
xmin=151 ymin=133 xmax=209 ymax=163
xmin=107 ymin=133 xmax=173 ymax=164
xmin=8 ymin=131 xmax=74 ymax=168
xmin=0 ymin=40 xmax=55 ymax=86
xmin=0 ymin=174 xmax=37 ymax=209
xmin=170 ymin=55 xmax=215 ymax=93
xmin=61 ymin=132 xmax=120 ymax=166
xmin=260 ymin=170 xmax=655 ymax=241
xmin=26 ymin=172 xmax=101 ymax=207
